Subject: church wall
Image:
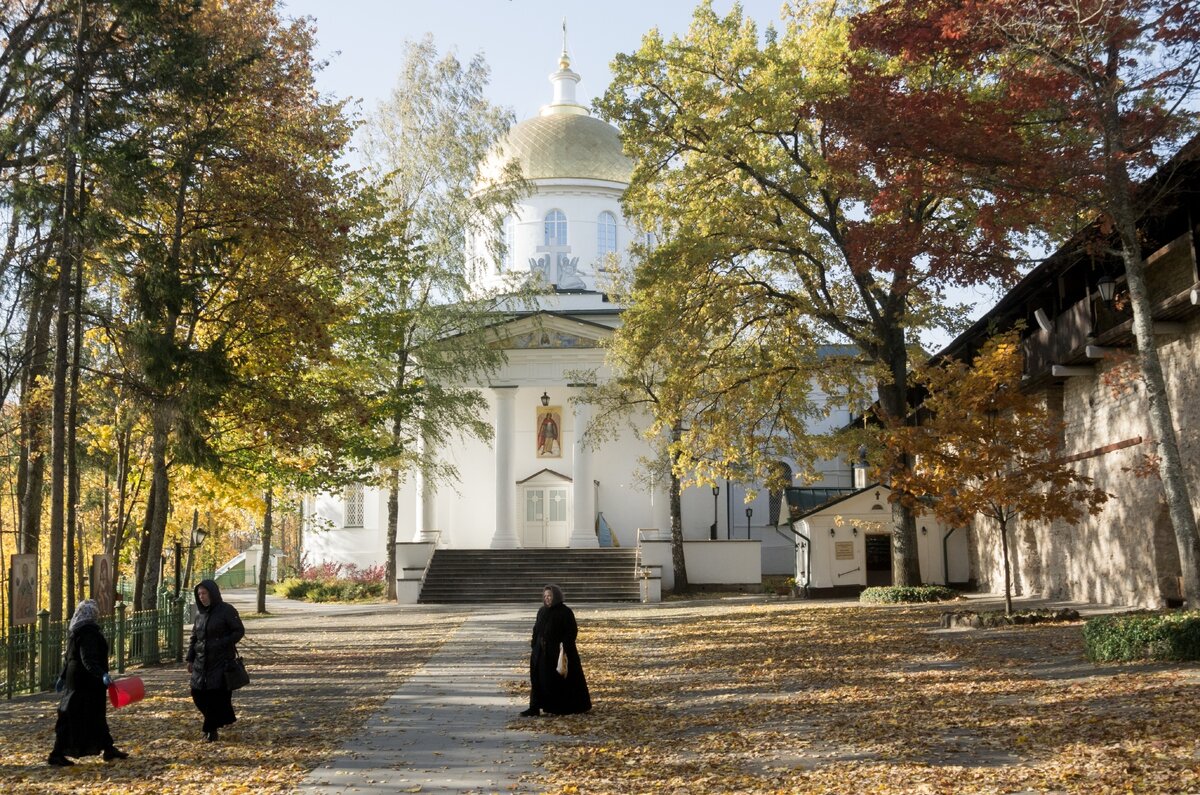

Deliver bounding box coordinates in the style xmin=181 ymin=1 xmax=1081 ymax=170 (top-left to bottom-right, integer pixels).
xmin=971 ymin=314 xmax=1200 ymax=608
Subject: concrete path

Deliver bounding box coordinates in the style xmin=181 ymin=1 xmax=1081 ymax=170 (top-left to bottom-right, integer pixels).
xmin=298 ymin=609 xmax=542 ymax=794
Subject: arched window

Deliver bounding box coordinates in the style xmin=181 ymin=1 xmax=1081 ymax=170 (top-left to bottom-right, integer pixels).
xmin=344 ymin=483 xmax=364 ymax=528
xmin=596 ymin=211 xmax=617 ymax=257
xmin=768 ymin=461 xmax=793 ymax=526
xmin=500 ymin=215 xmax=516 ymax=272
xmin=544 ymin=209 xmax=567 ymax=247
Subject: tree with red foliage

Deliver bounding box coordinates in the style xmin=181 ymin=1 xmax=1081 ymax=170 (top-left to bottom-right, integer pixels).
xmin=598 ymin=2 xmax=1050 ymax=585
xmin=850 ymin=0 xmax=1200 ymax=605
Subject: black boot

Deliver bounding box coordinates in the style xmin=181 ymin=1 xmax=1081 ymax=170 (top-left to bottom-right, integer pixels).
xmin=103 ymin=746 xmax=129 ymax=761
xmin=519 ymin=708 xmax=540 ymax=717
xmin=47 ymin=753 xmax=74 ymax=767
xmin=204 ymin=729 xmax=219 ymax=742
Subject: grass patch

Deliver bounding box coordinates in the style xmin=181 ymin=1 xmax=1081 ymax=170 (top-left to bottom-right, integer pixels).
xmin=860 ymin=585 xmax=958 ymax=604
xmin=1083 ymin=610 xmax=1200 ymax=662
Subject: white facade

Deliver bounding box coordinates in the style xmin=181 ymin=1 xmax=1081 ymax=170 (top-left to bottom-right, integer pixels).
xmin=793 ymin=487 xmax=971 ymax=590
xmin=305 ymin=45 xmax=852 ymax=576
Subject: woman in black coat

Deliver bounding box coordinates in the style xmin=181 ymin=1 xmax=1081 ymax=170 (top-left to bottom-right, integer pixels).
xmin=521 ymin=583 xmax=591 ymax=717
xmin=48 ymin=599 xmax=128 ymax=766
xmin=186 ymin=578 xmax=245 ymax=742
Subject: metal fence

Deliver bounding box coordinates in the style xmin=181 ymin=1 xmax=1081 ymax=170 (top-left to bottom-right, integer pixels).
xmin=1 ymin=588 xmax=190 ymax=699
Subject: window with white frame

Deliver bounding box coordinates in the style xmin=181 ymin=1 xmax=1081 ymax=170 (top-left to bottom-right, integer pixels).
xmin=344 ymin=483 xmax=364 ymax=527
xmin=544 ymin=209 xmax=567 ymax=247
xmin=596 ymin=211 xmax=617 ymax=257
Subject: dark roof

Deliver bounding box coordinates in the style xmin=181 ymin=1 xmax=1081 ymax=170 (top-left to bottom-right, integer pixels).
xmin=933 ymin=134 xmax=1200 ymax=367
xmin=785 ymin=484 xmax=880 ymax=521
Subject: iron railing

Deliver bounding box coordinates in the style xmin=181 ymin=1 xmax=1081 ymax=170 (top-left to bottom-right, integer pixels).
xmin=1 ymin=588 xmax=190 ymax=699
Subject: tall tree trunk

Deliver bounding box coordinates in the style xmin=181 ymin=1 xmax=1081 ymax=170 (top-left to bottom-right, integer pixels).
xmin=257 ymin=487 xmax=273 ymax=614
xmin=999 ymin=515 xmax=1013 ymax=616
xmin=138 ymin=409 xmax=171 ymax=610
xmin=385 ymin=358 xmax=408 ymax=601
xmin=668 ymin=421 xmax=688 ymax=592
xmin=1106 ymin=162 xmax=1200 ymax=607
xmin=68 ymin=137 xmax=89 ymax=607
xmin=18 ymin=273 xmax=55 ymax=556
xmin=386 ymin=466 xmax=399 ymax=601
xmin=132 ymin=469 xmax=156 ymax=609
xmin=878 ymin=328 xmax=922 ymax=586
xmin=48 ymin=0 xmax=88 ymax=622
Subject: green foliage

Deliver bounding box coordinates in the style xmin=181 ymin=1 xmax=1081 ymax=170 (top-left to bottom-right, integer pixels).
xmin=273 ymin=577 xmax=385 ymax=603
xmin=860 ymin=585 xmax=957 ymax=604
xmin=1083 ymin=611 xmax=1200 ymax=662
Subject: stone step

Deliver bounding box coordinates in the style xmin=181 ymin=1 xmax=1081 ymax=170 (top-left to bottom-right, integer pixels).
xmin=418 ymin=548 xmax=643 ymax=604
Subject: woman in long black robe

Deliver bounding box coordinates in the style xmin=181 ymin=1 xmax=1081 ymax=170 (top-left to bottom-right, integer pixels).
xmin=48 ymin=599 xmax=128 ymax=766
xmin=186 ymin=578 xmax=245 ymax=741
xmin=521 ymin=583 xmax=591 ymax=716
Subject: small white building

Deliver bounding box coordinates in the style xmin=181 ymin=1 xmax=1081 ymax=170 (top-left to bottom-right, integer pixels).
xmin=789 ymin=484 xmax=972 ymax=594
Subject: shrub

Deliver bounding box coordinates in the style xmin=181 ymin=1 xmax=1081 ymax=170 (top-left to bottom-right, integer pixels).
xmin=274 ymin=576 xmax=386 ymax=602
xmin=274 ymin=578 xmax=318 ymax=599
xmin=1083 ymin=610 xmax=1200 ymax=662
xmin=860 ymin=585 xmax=958 ymax=604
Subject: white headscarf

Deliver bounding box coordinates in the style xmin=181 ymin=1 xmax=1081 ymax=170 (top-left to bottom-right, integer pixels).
xmin=68 ymin=599 xmax=100 ymax=634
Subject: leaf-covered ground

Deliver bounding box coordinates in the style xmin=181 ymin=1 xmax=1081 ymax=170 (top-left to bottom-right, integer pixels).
xmin=0 ymin=606 xmax=466 ymax=794
xmin=527 ymin=600 xmax=1200 ymax=794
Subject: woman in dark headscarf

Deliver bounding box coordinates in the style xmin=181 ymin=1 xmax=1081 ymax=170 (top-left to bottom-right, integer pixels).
xmin=186 ymin=578 xmax=245 ymax=742
xmin=521 ymin=583 xmax=591 ymax=717
xmin=48 ymin=599 xmax=128 ymax=766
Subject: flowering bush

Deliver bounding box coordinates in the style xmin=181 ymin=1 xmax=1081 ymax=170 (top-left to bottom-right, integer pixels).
xmin=277 ymin=558 xmax=388 ymax=602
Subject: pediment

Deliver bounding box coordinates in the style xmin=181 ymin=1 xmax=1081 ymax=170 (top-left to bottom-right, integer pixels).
xmin=483 ymin=312 xmax=613 ymax=350
xmin=516 ymin=468 xmax=573 ymax=485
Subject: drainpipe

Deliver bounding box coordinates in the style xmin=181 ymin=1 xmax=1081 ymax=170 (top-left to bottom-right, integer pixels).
xmin=795 ymin=528 xmax=812 ymax=595
xmin=777 ymin=518 xmax=812 ymax=596
xmin=942 ymin=527 xmax=958 ymax=585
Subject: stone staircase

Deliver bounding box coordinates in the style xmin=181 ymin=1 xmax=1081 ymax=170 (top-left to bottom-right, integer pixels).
xmin=418 ymin=548 xmax=642 ymax=604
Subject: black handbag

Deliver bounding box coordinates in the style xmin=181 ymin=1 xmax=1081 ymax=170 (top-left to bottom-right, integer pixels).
xmin=224 ymin=655 xmax=250 ymax=691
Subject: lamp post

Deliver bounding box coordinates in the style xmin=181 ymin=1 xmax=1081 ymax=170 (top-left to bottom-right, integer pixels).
xmin=183 ymin=524 xmax=208 ymax=593
xmin=710 ymin=485 xmax=719 ymax=540
xmin=1097 ymin=274 xmax=1117 ymax=306
xmin=745 ymin=507 xmax=753 ymax=539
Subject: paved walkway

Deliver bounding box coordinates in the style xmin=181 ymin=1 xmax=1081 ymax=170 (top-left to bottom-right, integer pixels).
xmin=298 ymin=609 xmax=542 ymax=794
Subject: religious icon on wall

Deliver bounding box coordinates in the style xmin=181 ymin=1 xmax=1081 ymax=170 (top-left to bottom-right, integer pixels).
xmin=92 ymin=554 xmax=115 ymax=616
xmin=536 ymin=406 xmax=562 ymax=458
xmin=11 ymin=554 xmax=37 ymax=626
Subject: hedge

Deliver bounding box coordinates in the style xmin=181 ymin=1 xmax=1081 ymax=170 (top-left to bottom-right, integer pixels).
xmin=274 ymin=577 xmax=385 ymax=603
xmin=1082 ymin=610 xmax=1200 ymax=662
xmin=859 ymin=585 xmax=958 ymax=604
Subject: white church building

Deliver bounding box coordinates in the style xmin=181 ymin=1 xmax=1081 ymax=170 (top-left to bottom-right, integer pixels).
xmin=302 ymin=43 xmax=962 ymax=600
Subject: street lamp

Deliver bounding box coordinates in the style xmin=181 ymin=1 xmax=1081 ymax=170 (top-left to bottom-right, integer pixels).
xmin=745 ymin=507 xmax=753 ymax=539
xmin=183 ymin=525 xmax=208 ymax=593
xmin=710 ymin=485 xmax=720 ymax=540
xmin=1096 ymin=274 xmax=1117 ymax=306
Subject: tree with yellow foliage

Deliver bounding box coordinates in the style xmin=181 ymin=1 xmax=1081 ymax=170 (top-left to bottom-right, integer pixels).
xmin=883 ymin=331 xmax=1108 ymax=614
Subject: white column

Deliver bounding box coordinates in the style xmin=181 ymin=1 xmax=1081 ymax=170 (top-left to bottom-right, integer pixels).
xmin=569 ymin=398 xmax=599 ymax=547
xmin=490 ymin=387 xmax=520 ymax=548
xmin=412 ymin=466 xmax=438 ymax=544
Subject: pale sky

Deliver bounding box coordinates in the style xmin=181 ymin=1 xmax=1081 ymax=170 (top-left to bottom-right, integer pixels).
xmin=279 ymin=0 xmax=788 ymax=122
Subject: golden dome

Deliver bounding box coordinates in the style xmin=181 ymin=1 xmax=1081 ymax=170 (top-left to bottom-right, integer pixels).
xmin=480 ymin=113 xmax=632 ymax=186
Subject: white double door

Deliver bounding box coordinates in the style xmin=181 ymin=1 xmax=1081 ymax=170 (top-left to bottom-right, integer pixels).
xmin=522 ymin=485 xmax=569 ymax=547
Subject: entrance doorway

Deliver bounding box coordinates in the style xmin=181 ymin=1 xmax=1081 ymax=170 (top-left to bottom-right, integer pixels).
xmin=522 ymin=485 xmax=569 ymax=547
xmin=865 ymin=534 xmax=893 ymax=586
